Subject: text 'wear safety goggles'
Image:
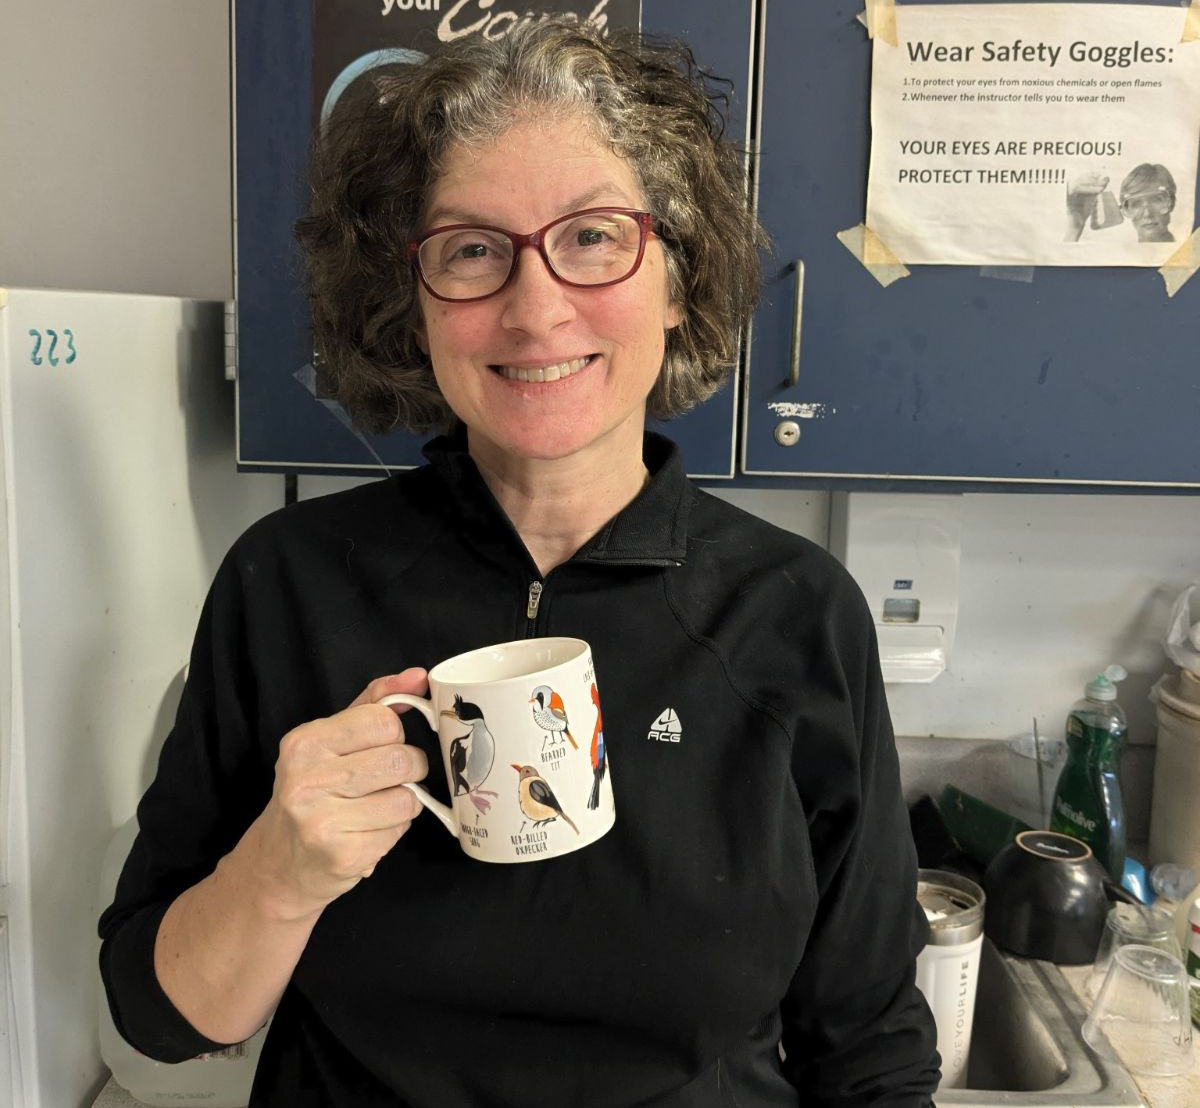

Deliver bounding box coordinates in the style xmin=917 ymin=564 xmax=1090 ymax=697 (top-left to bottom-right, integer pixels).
xmin=408 ymin=208 xmax=657 ymax=302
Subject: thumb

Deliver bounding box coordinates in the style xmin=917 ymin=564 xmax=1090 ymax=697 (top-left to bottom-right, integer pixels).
xmin=350 ymin=667 xmax=430 ymax=711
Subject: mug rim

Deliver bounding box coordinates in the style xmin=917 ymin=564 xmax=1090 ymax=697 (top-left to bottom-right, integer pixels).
xmin=428 ymin=636 xmax=590 ymax=688
xmin=1015 ymin=828 xmax=1094 ymax=862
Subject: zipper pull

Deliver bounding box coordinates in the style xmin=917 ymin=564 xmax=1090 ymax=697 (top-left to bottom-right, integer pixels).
xmin=526 ymin=580 xmax=544 ymax=620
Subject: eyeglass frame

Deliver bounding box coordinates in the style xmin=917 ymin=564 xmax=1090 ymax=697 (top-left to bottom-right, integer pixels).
xmin=406 ymin=207 xmax=657 ymax=303
xmin=1119 ymin=189 xmax=1173 ymax=215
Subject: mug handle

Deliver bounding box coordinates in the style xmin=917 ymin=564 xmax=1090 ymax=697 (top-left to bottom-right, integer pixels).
xmin=378 ymin=693 xmax=458 ymax=838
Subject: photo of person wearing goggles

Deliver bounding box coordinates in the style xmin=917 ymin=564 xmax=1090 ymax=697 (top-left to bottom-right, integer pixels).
xmin=1118 ymin=163 xmax=1176 ymax=243
xmin=1064 ymin=161 xmax=1177 ymax=243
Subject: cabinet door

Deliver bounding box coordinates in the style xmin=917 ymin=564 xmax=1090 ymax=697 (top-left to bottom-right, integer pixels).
xmin=643 ymin=0 xmax=756 ymax=478
xmin=233 ymin=2 xmax=754 ymax=477
xmin=745 ymin=0 xmax=1200 ymax=489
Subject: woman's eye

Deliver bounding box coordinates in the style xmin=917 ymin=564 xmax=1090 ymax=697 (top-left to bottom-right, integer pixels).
xmin=434 ymin=235 xmax=506 ymax=268
xmin=576 ymin=228 xmax=607 ymax=246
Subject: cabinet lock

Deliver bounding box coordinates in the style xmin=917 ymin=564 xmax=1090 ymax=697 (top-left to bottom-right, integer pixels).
xmin=774 ymin=420 xmax=802 ymax=447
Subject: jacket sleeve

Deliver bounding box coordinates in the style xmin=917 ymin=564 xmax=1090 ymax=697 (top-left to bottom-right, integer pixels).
xmin=779 ymin=580 xmax=940 ymax=1106
xmin=97 ymin=548 xmax=273 ymax=1062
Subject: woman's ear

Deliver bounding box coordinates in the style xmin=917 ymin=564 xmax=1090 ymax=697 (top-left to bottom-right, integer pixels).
xmin=414 ymin=324 xmax=429 ymax=355
xmin=665 ymin=300 xmax=684 ymax=331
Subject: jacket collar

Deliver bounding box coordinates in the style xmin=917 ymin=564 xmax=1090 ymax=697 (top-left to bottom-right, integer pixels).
xmin=421 ymin=428 xmax=691 ymax=568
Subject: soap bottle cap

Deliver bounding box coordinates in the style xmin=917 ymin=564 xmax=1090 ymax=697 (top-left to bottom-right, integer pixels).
xmin=1086 ymin=664 xmax=1127 ymax=701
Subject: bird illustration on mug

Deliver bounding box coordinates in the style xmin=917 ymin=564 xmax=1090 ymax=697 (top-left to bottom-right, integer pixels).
xmin=587 ymin=682 xmax=606 ymax=811
xmin=444 ymin=695 xmax=498 ymax=814
xmin=512 ymin=764 xmax=579 ymax=834
xmin=529 ymin=685 xmax=578 ymax=750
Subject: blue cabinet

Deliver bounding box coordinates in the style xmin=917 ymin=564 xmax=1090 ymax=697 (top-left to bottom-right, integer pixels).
xmin=744 ymin=0 xmax=1199 ymax=490
xmin=232 ymin=2 xmax=754 ymax=478
xmin=237 ymin=0 xmax=1197 ymax=490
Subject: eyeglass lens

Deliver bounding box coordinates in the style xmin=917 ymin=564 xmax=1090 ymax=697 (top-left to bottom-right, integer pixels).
xmin=1121 ymin=193 xmax=1171 ymax=214
xmin=418 ymin=210 xmax=644 ymax=300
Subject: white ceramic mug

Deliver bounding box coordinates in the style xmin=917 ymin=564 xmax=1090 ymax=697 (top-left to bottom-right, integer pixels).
xmin=380 ymin=637 xmax=614 ymax=863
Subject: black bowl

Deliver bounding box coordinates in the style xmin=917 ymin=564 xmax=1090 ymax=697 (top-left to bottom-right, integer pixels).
xmin=983 ymin=830 xmax=1112 ymax=964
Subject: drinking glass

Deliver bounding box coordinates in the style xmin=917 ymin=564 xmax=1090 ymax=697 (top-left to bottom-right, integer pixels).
xmin=1082 ymin=944 xmax=1194 ymax=1077
xmin=1087 ymin=902 xmax=1182 ymax=998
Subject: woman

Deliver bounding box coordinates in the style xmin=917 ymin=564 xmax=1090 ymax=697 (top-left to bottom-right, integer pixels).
xmin=1064 ymin=162 xmax=1177 ymax=244
xmin=100 ymin=22 xmax=938 ymax=1107
xmin=1119 ymin=163 xmax=1176 ymax=243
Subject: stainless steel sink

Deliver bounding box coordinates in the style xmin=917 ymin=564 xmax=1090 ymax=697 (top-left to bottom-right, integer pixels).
xmin=935 ymin=940 xmax=1145 ymax=1107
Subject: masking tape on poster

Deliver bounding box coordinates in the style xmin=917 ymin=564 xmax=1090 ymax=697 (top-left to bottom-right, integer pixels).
xmin=980 ymin=266 xmax=1036 ymax=284
xmin=1158 ymin=227 xmax=1200 ymax=297
xmin=836 ymin=224 xmax=911 ymax=287
xmin=857 ymin=0 xmax=898 ymax=46
xmin=1185 ymin=0 xmax=1200 ymax=43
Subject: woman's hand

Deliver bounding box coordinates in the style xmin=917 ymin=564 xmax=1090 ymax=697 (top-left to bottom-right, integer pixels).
xmin=1064 ymin=172 xmax=1109 ymax=241
xmin=253 ymin=669 xmax=431 ymax=920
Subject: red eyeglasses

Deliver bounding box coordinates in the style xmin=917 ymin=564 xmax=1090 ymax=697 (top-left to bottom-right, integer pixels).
xmin=408 ymin=207 xmax=657 ymax=303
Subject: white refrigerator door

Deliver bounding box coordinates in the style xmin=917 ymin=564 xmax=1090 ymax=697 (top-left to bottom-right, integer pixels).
xmin=0 ymin=288 xmax=280 ymax=1108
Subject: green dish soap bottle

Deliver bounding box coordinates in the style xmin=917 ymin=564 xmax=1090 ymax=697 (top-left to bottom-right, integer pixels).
xmin=1050 ymin=665 xmax=1129 ymax=882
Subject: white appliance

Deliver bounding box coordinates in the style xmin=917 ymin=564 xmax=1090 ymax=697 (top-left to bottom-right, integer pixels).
xmin=829 ymin=492 xmax=963 ymax=684
xmin=0 ymin=288 xmax=281 ymax=1108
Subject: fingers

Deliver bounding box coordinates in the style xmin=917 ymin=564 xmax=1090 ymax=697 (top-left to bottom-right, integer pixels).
xmin=263 ymin=675 xmax=436 ymax=908
xmin=1069 ymin=172 xmax=1108 ymax=195
xmin=349 ymin=668 xmax=429 ymax=711
xmin=281 ymin=705 xmax=402 ymax=763
xmin=330 ymin=785 xmax=424 ymax=832
xmin=282 ymin=668 xmax=431 ymax=763
xmin=281 ymin=670 xmax=430 ymax=762
xmin=322 ymin=741 xmax=431 ymax=799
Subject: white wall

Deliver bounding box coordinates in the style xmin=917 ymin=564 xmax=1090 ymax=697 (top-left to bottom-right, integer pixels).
xmin=884 ymin=492 xmax=1199 ymax=748
xmin=0 ymin=2 xmax=232 ymax=299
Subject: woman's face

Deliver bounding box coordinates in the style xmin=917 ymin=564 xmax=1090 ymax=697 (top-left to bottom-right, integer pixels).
xmin=1123 ymin=188 xmax=1174 ymax=242
xmin=415 ymin=115 xmax=681 ymax=464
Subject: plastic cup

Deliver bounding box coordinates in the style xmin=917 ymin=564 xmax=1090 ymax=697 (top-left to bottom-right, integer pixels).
xmin=1087 ymin=903 xmax=1183 ymax=999
xmin=1082 ymin=944 xmax=1195 ymax=1077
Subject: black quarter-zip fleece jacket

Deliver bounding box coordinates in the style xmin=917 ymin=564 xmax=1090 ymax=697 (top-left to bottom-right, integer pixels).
xmin=99 ymin=432 xmax=939 ymax=1107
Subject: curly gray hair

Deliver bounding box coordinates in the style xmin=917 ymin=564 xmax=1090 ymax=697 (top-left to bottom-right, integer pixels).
xmin=295 ymin=20 xmax=765 ymax=434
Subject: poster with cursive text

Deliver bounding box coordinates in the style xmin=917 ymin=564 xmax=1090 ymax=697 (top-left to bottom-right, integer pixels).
xmin=313 ymin=0 xmax=641 ymax=128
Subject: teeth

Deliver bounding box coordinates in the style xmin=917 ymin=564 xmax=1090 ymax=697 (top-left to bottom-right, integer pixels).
xmin=498 ymin=356 xmax=590 ymax=383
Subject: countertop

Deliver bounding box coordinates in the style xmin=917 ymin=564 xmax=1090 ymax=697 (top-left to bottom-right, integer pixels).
xmin=1058 ymin=962 xmax=1198 ymax=1108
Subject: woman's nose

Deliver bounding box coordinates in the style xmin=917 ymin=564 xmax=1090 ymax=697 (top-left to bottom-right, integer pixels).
xmin=498 ymin=245 xmax=576 ymax=336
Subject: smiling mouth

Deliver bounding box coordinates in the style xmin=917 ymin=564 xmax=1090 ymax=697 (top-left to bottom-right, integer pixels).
xmin=489 ymin=354 xmax=596 ymax=383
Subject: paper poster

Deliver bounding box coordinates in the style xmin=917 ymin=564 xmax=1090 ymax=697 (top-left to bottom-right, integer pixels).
xmin=866 ymin=4 xmax=1200 ymax=266
xmin=313 ymin=0 xmax=641 ymax=128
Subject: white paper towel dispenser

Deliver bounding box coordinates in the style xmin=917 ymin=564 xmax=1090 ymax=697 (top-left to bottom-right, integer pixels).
xmin=828 ymin=493 xmax=963 ymax=683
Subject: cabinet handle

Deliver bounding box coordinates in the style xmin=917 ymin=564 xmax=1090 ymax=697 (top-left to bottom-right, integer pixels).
xmin=788 ymin=260 xmax=805 ymax=387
